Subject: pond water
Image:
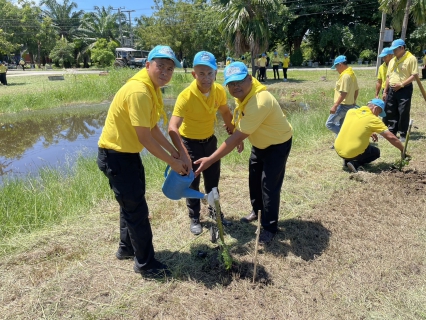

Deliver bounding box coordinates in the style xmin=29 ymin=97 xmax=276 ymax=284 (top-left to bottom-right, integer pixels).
xmin=0 ymin=104 xmax=109 ymax=183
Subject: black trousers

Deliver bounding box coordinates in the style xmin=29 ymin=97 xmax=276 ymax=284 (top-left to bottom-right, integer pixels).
xmin=272 ymin=65 xmax=280 ymax=79
xmin=249 ymin=138 xmax=292 ymax=233
xmin=97 ymin=148 xmax=154 ymax=269
xmin=384 ymin=84 xmax=413 ymax=137
xmin=283 ymin=68 xmax=288 ymax=79
xmin=182 ymin=135 xmax=220 ymax=218
xmin=259 ymin=67 xmax=266 ymax=81
xmin=342 ymin=145 xmax=380 ymax=168
xmin=0 ymin=73 xmax=6 ymax=85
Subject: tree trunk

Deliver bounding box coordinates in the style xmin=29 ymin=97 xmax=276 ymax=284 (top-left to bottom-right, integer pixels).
xmin=400 ymin=0 xmax=412 ymax=40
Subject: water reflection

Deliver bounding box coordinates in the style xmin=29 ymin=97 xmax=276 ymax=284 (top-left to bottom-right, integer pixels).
xmin=0 ymin=104 xmax=109 ymax=181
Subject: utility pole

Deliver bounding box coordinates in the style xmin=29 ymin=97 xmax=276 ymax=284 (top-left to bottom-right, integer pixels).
xmin=112 ymin=7 xmax=125 ymax=46
xmin=376 ymin=11 xmax=387 ymax=76
xmin=122 ymin=10 xmax=135 ymax=47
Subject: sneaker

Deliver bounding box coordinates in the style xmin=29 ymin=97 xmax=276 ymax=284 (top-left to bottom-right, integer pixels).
xmin=190 ymin=218 xmax=202 ymax=235
xmin=240 ymin=211 xmax=258 ymax=223
xmin=346 ymin=161 xmax=358 ymax=173
xmin=399 ymin=136 xmax=406 ymax=143
xmin=259 ymin=229 xmax=276 ymax=244
xmin=115 ymin=249 xmax=135 ymax=260
xmin=134 ymin=259 xmax=172 ymax=278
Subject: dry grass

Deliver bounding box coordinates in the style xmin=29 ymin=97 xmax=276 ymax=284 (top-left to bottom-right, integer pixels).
xmin=1 ymin=73 xmax=426 ymax=319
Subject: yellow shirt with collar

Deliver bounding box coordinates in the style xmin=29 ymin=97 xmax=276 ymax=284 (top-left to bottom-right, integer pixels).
xmin=333 ymin=72 xmax=359 ymax=105
xmin=0 ymin=65 xmax=7 ymax=73
xmin=173 ymin=81 xmax=227 ymax=139
xmin=377 ymin=62 xmax=388 ymax=89
xmin=386 ymin=51 xmax=418 ymax=85
xmin=98 ymin=80 xmax=159 ymax=153
xmin=258 ymin=57 xmax=267 ymax=67
xmin=237 ymin=91 xmax=293 ymax=149
xmin=334 ymin=106 xmax=388 ymax=159
xmin=271 ymin=56 xmax=280 ymax=66
xmin=283 ymin=57 xmax=290 ymax=68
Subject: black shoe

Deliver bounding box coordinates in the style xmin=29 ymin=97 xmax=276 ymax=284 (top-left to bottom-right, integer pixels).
xmin=240 ymin=211 xmax=258 ymax=223
xmin=220 ymin=213 xmax=232 ymax=227
xmin=115 ymin=249 xmax=135 ymax=260
xmin=190 ymin=218 xmax=202 ymax=235
xmin=259 ymin=229 xmax=276 ymax=244
xmin=134 ymin=259 xmax=172 ymax=278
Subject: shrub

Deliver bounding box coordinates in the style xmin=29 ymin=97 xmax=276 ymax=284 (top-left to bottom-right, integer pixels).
xmin=291 ymin=48 xmax=303 ymax=67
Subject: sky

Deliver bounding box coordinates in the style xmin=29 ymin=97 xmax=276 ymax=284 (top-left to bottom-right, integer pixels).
xmin=39 ymin=0 xmax=156 ymax=19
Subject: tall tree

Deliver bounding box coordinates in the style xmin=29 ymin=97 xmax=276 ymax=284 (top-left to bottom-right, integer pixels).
xmin=40 ymin=0 xmax=84 ymax=41
xmin=379 ymin=0 xmax=426 ymax=32
xmin=216 ymin=0 xmax=280 ymax=75
xmin=78 ymin=6 xmax=119 ymax=43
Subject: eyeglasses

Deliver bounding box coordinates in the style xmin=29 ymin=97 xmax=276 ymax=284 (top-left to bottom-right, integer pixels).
xmin=227 ymin=75 xmax=248 ymax=88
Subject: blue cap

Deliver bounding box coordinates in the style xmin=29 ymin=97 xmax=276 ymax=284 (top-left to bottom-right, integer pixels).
xmin=148 ymin=45 xmax=181 ymax=68
xmin=262 ymin=53 xmax=266 ymax=57
xmin=389 ymin=39 xmax=405 ymax=51
xmin=369 ymin=98 xmax=386 ymax=117
xmin=193 ymin=51 xmax=217 ymax=70
xmin=331 ymin=55 xmax=347 ymax=69
xmin=379 ymin=47 xmax=394 ymax=58
xmin=274 ymin=51 xmax=278 ymax=55
xmin=223 ymin=62 xmax=248 ymax=86
xmin=284 ymin=53 xmax=288 ymax=57
xmin=424 ymin=50 xmax=426 ymax=54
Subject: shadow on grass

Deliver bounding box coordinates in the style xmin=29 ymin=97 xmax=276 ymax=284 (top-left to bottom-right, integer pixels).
xmin=408 ymin=131 xmax=426 ymax=141
xmin=3 ymin=82 xmax=27 ymax=86
xmin=155 ymin=218 xmax=330 ymax=288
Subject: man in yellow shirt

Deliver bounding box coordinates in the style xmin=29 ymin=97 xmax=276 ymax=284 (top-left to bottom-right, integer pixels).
xmin=0 ymin=61 xmax=7 ymax=86
xmin=325 ymin=55 xmax=359 ymax=137
xmin=375 ymin=47 xmax=393 ymax=98
xmin=335 ymin=99 xmax=404 ymax=173
xmin=168 ymin=51 xmax=233 ymax=235
xmin=194 ymin=62 xmax=293 ymax=244
xmin=271 ymin=51 xmax=280 ymax=80
xmin=282 ymin=53 xmax=290 ymax=82
xmin=257 ymin=53 xmax=267 ymax=82
xmin=97 ymin=45 xmax=187 ymax=278
xmin=383 ymin=39 xmax=418 ymax=142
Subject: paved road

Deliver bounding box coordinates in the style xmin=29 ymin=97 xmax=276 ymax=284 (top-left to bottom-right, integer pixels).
xmin=7 ymin=69 xmax=104 ymax=77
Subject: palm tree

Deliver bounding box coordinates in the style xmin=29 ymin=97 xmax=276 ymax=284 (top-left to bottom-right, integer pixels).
xmin=41 ymin=0 xmax=84 ymax=41
xmin=217 ymin=0 xmax=280 ymax=75
xmin=379 ymin=0 xmax=426 ymax=38
xmin=78 ymin=6 xmax=119 ymax=43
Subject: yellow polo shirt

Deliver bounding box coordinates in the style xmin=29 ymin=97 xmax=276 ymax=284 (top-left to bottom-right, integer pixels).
xmin=283 ymin=57 xmax=290 ymax=68
xmin=173 ymin=82 xmax=227 ymax=139
xmin=333 ymin=73 xmax=359 ymax=105
xmin=377 ymin=62 xmax=387 ymax=89
xmin=98 ymin=80 xmax=159 ymax=153
xmin=258 ymin=57 xmax=267 ymax=67
xmin=387 ymin=52 xmax=418 ymax=85
xmin=0 ymin=65 xmax=7 ymax=73
xmin=335 ymin=106 xmax=388 ymax=159
xmin=271 ymin=57 xmax=280 ymax=66
xmin=237 ymin=91 xmax=293 ymax=149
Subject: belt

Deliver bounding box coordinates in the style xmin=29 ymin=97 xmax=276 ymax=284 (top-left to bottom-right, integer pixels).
xmin=182 ymin=135 xmax=214 ymax=144
xmin=98 ymin=147 xmax=122 ymax=154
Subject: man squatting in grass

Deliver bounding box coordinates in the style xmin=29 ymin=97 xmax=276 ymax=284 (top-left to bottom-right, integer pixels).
xmin=375 ymin=47 xmax=394 ymax=99
xmin=383 ymin=39 xmax=418 ymax=143
xmin=194 ymin=62 xmax=293 ymax=245
xmin=325 ymin=55 xmax=359 ymax=151
xmin=334 ymin=98 xmax=405 ymax=173
xmin=168 ymin=51 xmax=234 ymax=235
xmin=97 ymin=45 xmax=187 ymax=278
